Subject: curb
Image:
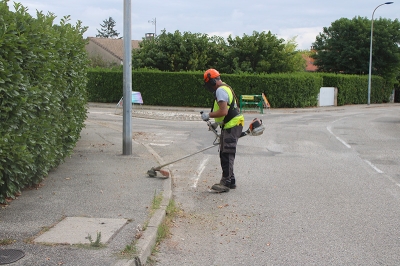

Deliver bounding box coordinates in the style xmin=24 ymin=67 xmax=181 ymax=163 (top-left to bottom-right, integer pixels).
xmin=116 ymin=145 xmax=172 ymax=266
xmin=134 ymin=179 xmax=172 ymax=266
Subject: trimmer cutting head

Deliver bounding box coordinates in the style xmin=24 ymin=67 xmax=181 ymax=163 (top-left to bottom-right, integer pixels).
xmin=147 ymin=167 xmax=170 ymax=178
xmin=147 ymin=168 xmax=157 ymax=177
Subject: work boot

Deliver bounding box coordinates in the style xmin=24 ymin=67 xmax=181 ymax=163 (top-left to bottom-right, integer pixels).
xmin=230 ymin=179 xmax=236 ymax=189
xmin=211 ymin=181 xmax=230 ymax=192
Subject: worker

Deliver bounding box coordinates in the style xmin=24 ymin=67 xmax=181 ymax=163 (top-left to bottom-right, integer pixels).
xmin=201 ymin=69 xmax=244 ymax=192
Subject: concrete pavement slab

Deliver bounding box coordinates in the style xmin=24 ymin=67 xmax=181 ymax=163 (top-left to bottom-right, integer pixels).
xmin=34 ymin=217 xmax=128 ymax=245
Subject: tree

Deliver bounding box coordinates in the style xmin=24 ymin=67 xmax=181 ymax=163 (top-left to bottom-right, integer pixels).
xmin=225 ymin=31 xmax=306 ymax=74
xmin=132 ymin=29 xmax=221 ymax=71
xmin=312 ymin=17 xmax=400 ymax=81
xmin=223 ymin=31 xmax=287 ymax=74
xmin=132 ymin=30 xmax=306 ymax=74
xmin=96 ymin=17 xmax=120 ymax=38
xmin=283 ymin=37 xmax=307 ymax=72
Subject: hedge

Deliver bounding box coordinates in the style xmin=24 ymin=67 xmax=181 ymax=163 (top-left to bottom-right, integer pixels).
xmin=87 ymin=70 xmax=323 ymax=108
xmin=87 ymin=69 xmax=393 ymax=108
xmin=0 ymin=1 xmax=88 ymax=204
xmin=321 ymin=73 xmax=390 ymax=105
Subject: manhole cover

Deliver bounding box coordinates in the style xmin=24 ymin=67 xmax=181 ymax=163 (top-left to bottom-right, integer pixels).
xmin=0 ymin=249 xmax=25 ymax=265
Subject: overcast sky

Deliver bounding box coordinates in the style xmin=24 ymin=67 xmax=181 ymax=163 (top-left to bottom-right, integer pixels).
xmin=9 ymin=0 xmax=399 ymax=50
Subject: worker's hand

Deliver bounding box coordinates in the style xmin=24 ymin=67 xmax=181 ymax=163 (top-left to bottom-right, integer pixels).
xmin=201 ymin=112 xmax=210 ymax=121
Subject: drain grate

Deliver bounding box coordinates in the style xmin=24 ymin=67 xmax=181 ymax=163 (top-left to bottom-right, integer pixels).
xmin=0 ymin=249 xmax=25 ymax=265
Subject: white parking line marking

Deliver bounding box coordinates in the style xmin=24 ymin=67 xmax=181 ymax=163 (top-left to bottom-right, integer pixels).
xmin=327 ymin=116 xmax=388 ymax=175
xmin=364 ymin=160 xmax=384 ymax=174
xmin=327 ymin=124 xmax=351 ymax=149
xmin=191 ymin=156 xmax=209 ymax=188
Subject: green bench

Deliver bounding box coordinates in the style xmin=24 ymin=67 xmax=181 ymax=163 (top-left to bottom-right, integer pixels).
xmin=239 ymin=94 xmax=264 ymax=114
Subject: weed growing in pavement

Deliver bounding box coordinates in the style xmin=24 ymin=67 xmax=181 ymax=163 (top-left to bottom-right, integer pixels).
xmin=0 ymin=239 xmax=15 ymax=245
xmin=119 ymin=242 xmax=138 ymax=259
xmin=152 ymin=190 xmax=163 ymax=211
xmin=85 ymin=231 xmax=103 ymax=248
xmin=117 ymin=191 xmax=164 ymax=260
xmin=146 ymin=199 xmax=180 ymax=265
xmin=153 ymin=199 xmax=179 ymax=253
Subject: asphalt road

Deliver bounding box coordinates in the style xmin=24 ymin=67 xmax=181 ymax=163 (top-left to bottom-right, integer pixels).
xmin=148 ymin=105 xmax=400 ymax=266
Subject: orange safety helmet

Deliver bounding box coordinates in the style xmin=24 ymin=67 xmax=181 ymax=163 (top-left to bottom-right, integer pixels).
xmin=203 ymin=69 xmax=220 ymax=87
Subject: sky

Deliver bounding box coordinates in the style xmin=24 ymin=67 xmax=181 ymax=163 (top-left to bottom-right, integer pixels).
xmin=8 ymin=0 xmax=400 ymax=50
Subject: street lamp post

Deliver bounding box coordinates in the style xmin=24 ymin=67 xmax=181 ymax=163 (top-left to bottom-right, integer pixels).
xmin=122 ymin=0 xmax=132 ymax=155
xmin=148 ymin=17 xmax=156 ymax=37
xmin=367 ymin=2 xmax=393 ymax=105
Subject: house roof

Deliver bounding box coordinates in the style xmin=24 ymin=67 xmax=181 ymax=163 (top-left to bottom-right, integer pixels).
xmin=87 ymin=37 xmax=141 ymax=61
xmin=302 ymin=54 xmax=318 ymax=72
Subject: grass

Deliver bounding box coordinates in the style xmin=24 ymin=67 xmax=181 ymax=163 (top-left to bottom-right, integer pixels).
xmin=156 ymin=199 xmax=178 ymax=244
xmin=85 ymin=231 xmax=103 ymax=248
xmin=119 ymin=242 xmax=138 ymax=259
xmin=118 ymin=190 xmax=164 ymax=260
xmin=0 ymin=239 xmax=15 ymax=245
xmin=146 ymin=198 xmax=180 ymax=265
xmin=151 ymin=190 xmax=163 ymax=212
xmin=118 ymin=192 xmax=181 ymax=265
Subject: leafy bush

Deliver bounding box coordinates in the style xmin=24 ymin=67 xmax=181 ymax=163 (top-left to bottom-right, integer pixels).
xmin=0 ymin=1 xmax=88 ymax=204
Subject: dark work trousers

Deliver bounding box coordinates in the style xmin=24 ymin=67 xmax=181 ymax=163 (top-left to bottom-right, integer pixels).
xmin=219 ymin=125 xmax=243 ymax=185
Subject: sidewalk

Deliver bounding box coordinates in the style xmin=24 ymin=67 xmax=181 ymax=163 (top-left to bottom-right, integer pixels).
xmin=0 ymin=104 xmax=173 ymax=266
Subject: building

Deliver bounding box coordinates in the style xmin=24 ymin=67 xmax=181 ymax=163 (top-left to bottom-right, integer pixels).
xmin=302 ymin=53 xmax=318 ymax=72
xmin=86 ymin=37 xmax=141 ymax=66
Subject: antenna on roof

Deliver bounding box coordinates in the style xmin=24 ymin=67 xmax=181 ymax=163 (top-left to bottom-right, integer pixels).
xmin=148 ymin=17 xmax=156 ymax=37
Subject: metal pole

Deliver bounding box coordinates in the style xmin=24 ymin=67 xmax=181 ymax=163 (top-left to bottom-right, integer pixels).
xmin=148 ymin=18 xmax=156 ymax=37
xmin=367 ymin=2 xmax=394 ymax=105
xmin=123 ymin=0 xmax=132 ymax=155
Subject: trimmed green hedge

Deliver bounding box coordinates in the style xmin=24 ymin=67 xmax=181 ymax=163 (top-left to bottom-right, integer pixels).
xmin=88 ymin=69 xmax=393 ymax=108
xmin=223 ymin=73 xmax=322 ymax=108
xmin=321 ymin=73 xmax=391 ymax=105
xmin=87 ymin=70 xmax=323 ymax=108
xmin=0 ymin=1 xmax=88 ymax=204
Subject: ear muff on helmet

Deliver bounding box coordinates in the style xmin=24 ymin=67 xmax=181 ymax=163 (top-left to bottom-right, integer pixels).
xmin=207 ymin=72 xmax=217 ymax=86
xmin=204 ymin=69 xmax=220 ymax=91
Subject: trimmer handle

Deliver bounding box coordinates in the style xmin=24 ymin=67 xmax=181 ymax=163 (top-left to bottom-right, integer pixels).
xmin=200 ymin=111 xmax=220 ymax=140
xmin=200 ymin=111 xmax=210 ymax=121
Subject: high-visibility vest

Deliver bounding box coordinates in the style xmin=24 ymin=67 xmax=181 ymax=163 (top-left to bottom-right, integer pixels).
xmin=212 ymin=85 xmax=244 ymax=129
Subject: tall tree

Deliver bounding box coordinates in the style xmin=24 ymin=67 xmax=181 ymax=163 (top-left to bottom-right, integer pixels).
xmin=132 ymin=29 xmax=221 ymax=71
xmin=132 ymin=30 xmax=305 ymax=74
xmin=218 ymin=31 xmax=305 ymax=74
xmin=283 ymin=37 xmax=307 ymax=72
xmin=96 ymin=17 xmax=120 ymax=38
xmin=312 ymin=17 xmax=400 ymax=81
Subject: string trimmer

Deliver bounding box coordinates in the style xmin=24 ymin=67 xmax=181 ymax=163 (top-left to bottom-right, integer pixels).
xmin=146 ymin=113 xmax=265 ymax=178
